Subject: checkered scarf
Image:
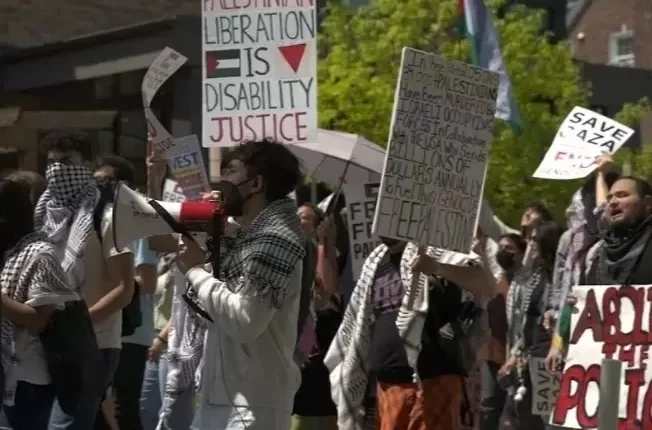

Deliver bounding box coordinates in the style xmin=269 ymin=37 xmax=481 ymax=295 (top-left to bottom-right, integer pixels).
xmin=505 ymin=267 xmax=545 ymax=354
xmin=1 ymin=231 xmax=78 ymax=404
xmin=33 ymin=163 xmax=99 ymax=282
xmin=219 ymin=197 xmax=306 ymax=308
xmin=324 ymin=243 xmax=479 ymax=430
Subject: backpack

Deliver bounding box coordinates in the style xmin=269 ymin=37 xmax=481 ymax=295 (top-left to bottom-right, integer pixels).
xmin=94 ymin=192 xmax=142 ymax=337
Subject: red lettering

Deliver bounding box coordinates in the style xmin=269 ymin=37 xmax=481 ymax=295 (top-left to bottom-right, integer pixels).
xmin=555 ymin=151 xmax=567 ymax=160
xmin=571 ymin=289 xmax=603 ymax=344
xmin=624 ymin=369 xmax=645 ymax=425
xmin=643 ymin=380 xmax=652 ymax=429
xmin=604 ymin=286 xmax=624 ymax=344
xmin=553 ymin=364 xmax=600 ymax=428
xmin=619 ymin=345 xmax=636 ymax=368
xmin=210 ymin=112 xmax=309 ymax=144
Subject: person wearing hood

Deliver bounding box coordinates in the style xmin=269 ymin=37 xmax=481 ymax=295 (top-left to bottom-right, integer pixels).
xmin=325 ymin=236 xmax=491 ymax=430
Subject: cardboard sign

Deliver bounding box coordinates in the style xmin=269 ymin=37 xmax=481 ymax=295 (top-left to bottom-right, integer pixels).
xmin=343 ymin=183 xmax=381 ymax=281
xmin=533 ymin=107 xmax=634 ymax=180
xmin=202 ymin=0 xmax=318 ymax=146
xmin=529 ymin=357 xmax=561 ymax=416
xmin=372 ymin=47 xmax=498 ymax=253
xmin=551 ymin=285 xmax=652 ymax=429
xmin=165 ymin=135 xmax=211 ymax=201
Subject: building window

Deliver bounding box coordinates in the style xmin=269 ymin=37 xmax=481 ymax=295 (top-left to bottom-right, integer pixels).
xmin=609 ymin=30 xmax=635 ymax=67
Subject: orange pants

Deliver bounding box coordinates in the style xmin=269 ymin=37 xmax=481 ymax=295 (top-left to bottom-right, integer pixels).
xmin=376 ymin=375 xmax=463 ymax=430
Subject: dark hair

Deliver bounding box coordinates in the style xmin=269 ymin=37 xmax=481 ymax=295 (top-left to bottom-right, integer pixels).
xmin=614 ymin=176 xmax=652 ymax=198
xmin=300 ymin=203 xmax=325 ymax=229
xmin=41 ymin=129 xmax=92 ymax=161
xmin=223 ymin=139 xmax=301 ymax=202
xmin=499 ymin=233 xmax=527 ymax=254
xmin=0 ymin=180 xmax=35 ymax=253
xmin=95 ymin=155 xmax=135 ymax=185
xmin=533 ymin=221 xmax=562 ymax=272
xmin=525 ymin=200 xmax=554 ymax=222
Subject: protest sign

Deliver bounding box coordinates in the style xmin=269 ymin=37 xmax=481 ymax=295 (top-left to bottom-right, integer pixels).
xmin=142 ymin=48 xmax=187 ymax=157
xmin=162 ymin=179 xmax=186 ymax=203
xmin=529 ymin=357 xmax=561 ymax=416
xmin=551 ymin=285 xmax=652 ymax=429
xmin=165 ymin=135 xmax=211 ymax=201
xmin=142 ymin=47 xmax=188 ymax=107
xmin=201 ymin=0 xmax=318 ymax=147
xmin=343 ymin=183 xmax=381 ymax=280
xmin=533 ymin=107 xmax=634 ymax=180
xmin=372 ymin=47 xmax=498 ymax=252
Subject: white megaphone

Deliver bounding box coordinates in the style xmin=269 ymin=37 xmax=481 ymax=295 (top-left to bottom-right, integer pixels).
xmin=112 ymin=182 xmax=221 ymax=251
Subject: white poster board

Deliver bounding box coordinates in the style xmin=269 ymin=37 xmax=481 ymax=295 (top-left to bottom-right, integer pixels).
xmin=343 ymin=183 xmax=381 ymax=281
xmin=142 ymin=47 xmax=188 ymax=156
xmin=533 ymin=107 xmax=634 ymax=180
xmin=162 ymin=179 xmax=186 ymax=203
xmin=529 ymin=357 xmax=561 ymax=416
xmin=372 ymin=47 xmax=498 ymax=253
xmin=201 ymin=1 xmax=318 ymax=147
xmin=550 ymin=285 xmax=652 ymax=429
xmin=165 ymin=135 xmax=211 ymax=201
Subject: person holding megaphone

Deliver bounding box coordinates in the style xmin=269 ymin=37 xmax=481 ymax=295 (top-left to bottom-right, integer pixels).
xmin=172 ymin=139 xmax=306 ymax=430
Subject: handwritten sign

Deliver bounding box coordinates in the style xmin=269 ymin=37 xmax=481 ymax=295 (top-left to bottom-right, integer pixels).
xmin=142 ymin=48 xmax=187 ymax=158
xmin=551 ymin=285 xmax=652 ymax=429
xmin=533 ymin=107 xmax=634 ymax=180
xmin=142 ymin=47 xmax=188 ymax=107
xmin=201 ymin=0 xmax=318 ymax=147
xmin=372 ymin=47 xmax=498 ymax=252
xmin=165 ymin=135 xmax=211 ymax=201
xmin=343 ymin=183 xmax=381 ymax=281
xmin=529 ymin=357 xmax=561 ymax=416
xmin=162 ymin=179 xmax=185 ymax=203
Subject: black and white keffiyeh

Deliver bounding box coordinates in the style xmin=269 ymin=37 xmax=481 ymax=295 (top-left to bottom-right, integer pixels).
xmin=220 ymin=197 xmax=306 ymax=308
xmin=1 ymin=231 xmax=78 ymax=404
xmin=33 ymin=163 xmax=99 ymax=280
xmin=324 ymin=242 xmax=479 ymax=430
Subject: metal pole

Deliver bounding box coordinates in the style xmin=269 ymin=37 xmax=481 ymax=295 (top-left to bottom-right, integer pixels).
xmin=597 ymin=359 xmax=622 ymax=430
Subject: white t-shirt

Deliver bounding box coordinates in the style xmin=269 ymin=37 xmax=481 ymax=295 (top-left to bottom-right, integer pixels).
xmin=77 ymin=204 xmax=133 ymax=350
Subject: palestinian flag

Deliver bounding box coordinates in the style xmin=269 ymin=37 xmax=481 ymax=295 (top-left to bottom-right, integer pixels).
xmin=458 ymin=0 xmax=523 ymax=135
xmin=205 ymin=49 xmax=241 ymax=79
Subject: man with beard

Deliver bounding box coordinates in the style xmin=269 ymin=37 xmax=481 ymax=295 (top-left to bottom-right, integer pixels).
xmin=326 ymin=237 xmax=490 ymax=430
xmin=176 ymin=140 xmax=306 ymax=430
xmin=587 ymin=176 xmax=652 ymax=285
xmin=36 ymin=130 xmax=135 ymax=430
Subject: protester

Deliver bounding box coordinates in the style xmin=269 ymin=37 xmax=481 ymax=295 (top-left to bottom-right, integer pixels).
xmin=0 ymin=179 xmax=78 ymax=430
xmin=175 ymin=140 xmax=306 ymax=430
xmin=500 ymin=221 xmax=561 ymax=430
xmin=36 ymin=130 xmax=135 ymax=430
xmin=326 ymin=238 xmax=491 ymax=430
xmin=293 ymin=204 xmax=341 ymax=430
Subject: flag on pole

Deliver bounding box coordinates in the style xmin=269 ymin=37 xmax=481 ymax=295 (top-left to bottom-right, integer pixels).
xmin=460 ymin=0 xmax=523 ymax=135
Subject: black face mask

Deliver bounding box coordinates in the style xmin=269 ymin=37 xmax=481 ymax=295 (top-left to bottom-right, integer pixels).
xmin=212 ymin=178 xmax=255 ymax=217
xmin=95 ymin=176 xmax=118 ymax=202
xmin=497 ymin=249 xmax=518 ymax=272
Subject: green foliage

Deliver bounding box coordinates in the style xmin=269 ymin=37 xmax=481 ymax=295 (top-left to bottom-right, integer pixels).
xmin=613 ymin=98 xmax=652 ymax=180
xmin=318 ymin=0 xmax=589 ymax=226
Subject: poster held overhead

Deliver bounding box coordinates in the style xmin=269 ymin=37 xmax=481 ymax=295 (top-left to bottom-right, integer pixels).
xmin=372 ymin=47 xmax=498 ymax=253
xmin=201 ymin=2 xmax=318 ymax=147
xmin=532 ymin=107 xmax=634 ymax=180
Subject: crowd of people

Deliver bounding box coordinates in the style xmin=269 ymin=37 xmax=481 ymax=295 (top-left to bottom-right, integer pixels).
xmin=0 ymin=129 xmax=648 ymax=430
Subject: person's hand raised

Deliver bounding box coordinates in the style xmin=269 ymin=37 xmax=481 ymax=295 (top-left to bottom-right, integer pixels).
xmin=146 ymin=133 xmax=167 ymax=185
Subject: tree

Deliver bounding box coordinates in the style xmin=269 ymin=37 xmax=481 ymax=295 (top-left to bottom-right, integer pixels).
xmin=318 ymin=0 xmax=589 ymax=225
xmin=613 ymin=98 xmax=652 ymax=179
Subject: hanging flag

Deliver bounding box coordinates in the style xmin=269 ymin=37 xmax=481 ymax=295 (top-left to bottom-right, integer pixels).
xmin=461 ymin=0 xmax=523 ymax=135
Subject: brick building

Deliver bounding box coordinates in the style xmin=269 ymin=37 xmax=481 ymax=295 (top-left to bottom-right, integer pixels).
xmin=567 ymin=0 xmax=652 ymax=69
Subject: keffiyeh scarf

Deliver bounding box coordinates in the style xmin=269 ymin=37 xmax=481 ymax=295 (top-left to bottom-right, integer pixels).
xmin=324 ymin=243 xmax=479 ymax=430
xmin=505 ymin=267 xmax=545 ymax=354
xmin=33 ymin=163 xmax=99 ymax=285
xmin=1 ymin=231 xmax=78 ymax=404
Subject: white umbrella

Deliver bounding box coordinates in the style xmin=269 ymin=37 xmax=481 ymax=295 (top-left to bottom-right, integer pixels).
xmin=287 ymin=129 xmax=386 ymax=186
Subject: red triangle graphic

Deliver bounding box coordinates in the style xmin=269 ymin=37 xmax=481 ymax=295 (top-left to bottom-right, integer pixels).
xmin=278 ymin=43 xmax=306 ymax=73
xmin=206 ymin=54 xmax=220 ymax=74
